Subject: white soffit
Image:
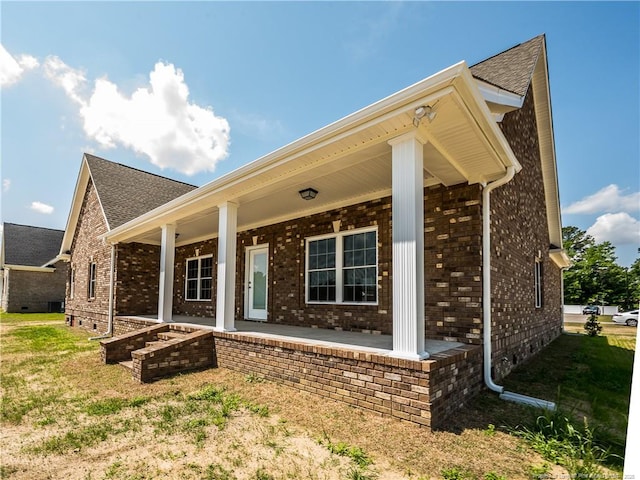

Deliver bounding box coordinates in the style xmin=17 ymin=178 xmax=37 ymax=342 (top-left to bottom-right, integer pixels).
xmin=105 ymin=62 xmax=519 ymax=246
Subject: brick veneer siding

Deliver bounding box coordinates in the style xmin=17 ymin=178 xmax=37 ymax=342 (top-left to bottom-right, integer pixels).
xmin=424 ymin=184 xmax=483 ymax=344
xmin=213 ymin=331 xmax=482 ymax=429
xmin=65 ymin=179 xmax=112 ymax=333
xmin=489 ymin=87 xmax=563 ymax=381
xmin=173 ymin=239 xmax=218 ymax=317
xmin=236 ymin=199 xmax=392 ymax=333
xmin=233 ymin=189 xmax=482 ymax=338
xmin=2 ymin=262 xmax=68 ymax=313
xmin=131 ymin=328 xmax=215 ymax=382
xmin=114 ymin=243 xmax=161 ymax=316
xmin=101 ymin=323 xmax=169 ymax=363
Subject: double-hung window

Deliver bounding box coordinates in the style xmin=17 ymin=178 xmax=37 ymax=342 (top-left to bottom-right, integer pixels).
xmin=306 ymin=228 xmax=377 ymax=304
xmin=534 ymin=258 xmax=543 ymax=308
xmin=186 ymin=255 xmax=213 ymax=301
xmin=88 ymin=262 xmax=96 ymax=299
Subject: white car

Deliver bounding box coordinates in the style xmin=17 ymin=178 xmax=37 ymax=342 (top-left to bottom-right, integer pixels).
xmin=612 ymin=310 xmax=638 ymax=327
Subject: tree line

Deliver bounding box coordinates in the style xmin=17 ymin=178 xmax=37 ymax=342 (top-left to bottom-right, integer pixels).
xmin=562 ymin=226 xmax=640 ymax=310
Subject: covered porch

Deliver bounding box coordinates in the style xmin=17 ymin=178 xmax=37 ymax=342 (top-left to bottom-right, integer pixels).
xmin=104 ymin=61 xmax=520 ymax=361
xmin=117 ymin=314 xmax=464 ymax=356
xmin=106 ymin=313 xmax=482 ymax=429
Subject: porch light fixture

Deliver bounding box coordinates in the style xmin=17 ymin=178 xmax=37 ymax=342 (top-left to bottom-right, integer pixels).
xmin=299 ymin=188 xmax=318 ymax=200
xmin=412 ymin=105 xmax=436 ymax=127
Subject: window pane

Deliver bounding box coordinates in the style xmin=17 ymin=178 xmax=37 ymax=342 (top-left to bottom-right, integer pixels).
xmin=187 ymin=279 xmax=198 ymax=299
xmin=201 ymin=257 xmax=213 ymax=278
xmin=366 ymin=249 xmax=376 ymax=266
xmin=200 ymin=278 xmax=212 ymax=300
xmin=187 ymin=260 xmax=198 ymax=279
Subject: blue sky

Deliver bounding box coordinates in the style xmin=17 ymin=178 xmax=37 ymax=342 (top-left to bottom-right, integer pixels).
xmin=1 ymin=2 xmax=639 ymax=266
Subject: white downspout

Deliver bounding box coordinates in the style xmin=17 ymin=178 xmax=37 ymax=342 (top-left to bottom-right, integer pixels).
xmin=89 ymin=243 xmax=115 ymax=340
xmin=482 ymin=166 xmax=556 ymax=411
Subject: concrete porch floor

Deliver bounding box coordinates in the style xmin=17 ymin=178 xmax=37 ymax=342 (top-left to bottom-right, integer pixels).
xmin=127 ymin=315 xmax=463 ymax=356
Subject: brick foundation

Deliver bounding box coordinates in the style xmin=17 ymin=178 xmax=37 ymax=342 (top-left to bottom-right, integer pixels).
xmin=213 ymin=331 xmax=482 ymax=429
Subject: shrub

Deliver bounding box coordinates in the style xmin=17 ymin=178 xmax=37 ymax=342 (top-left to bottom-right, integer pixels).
xmin=584 ymin=314 xmax=602 ymax=337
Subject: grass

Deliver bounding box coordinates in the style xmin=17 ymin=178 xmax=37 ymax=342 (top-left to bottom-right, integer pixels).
xmin=0 ymin=312 xmax=634 ymax=479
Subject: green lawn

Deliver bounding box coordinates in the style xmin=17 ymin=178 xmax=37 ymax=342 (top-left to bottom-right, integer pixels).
xmin=0 ymin=312 xmax=635 ymax=479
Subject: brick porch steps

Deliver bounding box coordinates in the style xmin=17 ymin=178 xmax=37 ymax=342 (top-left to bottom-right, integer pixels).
xmin=119 ymin=360 xmax=133 ymax=370
xmin=100 ymin=324 xmax=215 ymax=382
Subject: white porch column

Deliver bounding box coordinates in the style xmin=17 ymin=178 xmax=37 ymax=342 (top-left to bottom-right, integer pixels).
xmin=158 ymin=223 xmax=176 ymax=322
xmin=215 ymin=201 xmax=238 ymax=332
xmin=389 ymin=132 xmax=429 ymax=360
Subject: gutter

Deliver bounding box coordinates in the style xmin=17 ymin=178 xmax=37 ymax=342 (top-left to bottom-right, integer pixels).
xmin=482 ymin=166 xmax=556 ymax=411
xmin=89 ymin=244 xmax=115 ymax=341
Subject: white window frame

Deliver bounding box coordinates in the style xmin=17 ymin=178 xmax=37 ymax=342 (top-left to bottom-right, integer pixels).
xmin=305 ymin=226 xmax=378 ymax=306
xmin=88 ymin=262 xmax=96 ymax=299
xmin=534 ymin=257 xmax=543 ymax=308
xmin=185 ymin=254 xmax=213 ymax=301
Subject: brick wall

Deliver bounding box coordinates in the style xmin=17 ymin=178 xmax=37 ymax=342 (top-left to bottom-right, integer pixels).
xmin=489 ymin=86 xmax=563 ymax=380
xmin=213 ymin=331 xmax=482 ymax=429
xmin=424 ymin=184 xmax=483 ymax=344
xmin=115 ymin=242 xmax=161 ymax=316
xmin=236 ymin=199 xmax=392 ymax=332
xmin=65 ymin=179 xmax=112 ymax=333
xmin=173 ymin=239 xmax=217 ymax=317
xmin=2 ymin=262 xmax=68 ymax=313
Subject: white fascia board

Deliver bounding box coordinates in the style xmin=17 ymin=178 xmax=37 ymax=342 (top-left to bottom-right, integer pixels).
xmin=550 ymin=249 xmax=571 ymax=269
xmin=457 ymin=67 xmax=523 ymax=176
xmin=532 ymin=42 xmax=564 ymax=250
xmin=104 ymin=61 xmax=519 ymax=244
xmin=103 ymin=63 xmax=468 ymax=244
xmin=56 ymin=253 xmax=71 ymax=263
xmin=4 ymin=264 xmax=56 ymax=273
xmin=41 ymin=256 xmax=63 ymax=267
xmin=60 ymin=157 xmax=91 ymax=255
xmin=475 ymin=79 xmax=524 ymax=109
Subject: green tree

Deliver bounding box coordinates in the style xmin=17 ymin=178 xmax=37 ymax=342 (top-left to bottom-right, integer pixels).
xmin=562 ymin=227 xmax=637 ymax=309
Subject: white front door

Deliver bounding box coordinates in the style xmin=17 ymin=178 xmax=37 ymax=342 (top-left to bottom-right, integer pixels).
xmin=246 ymin=246 xmax=268 ymax=320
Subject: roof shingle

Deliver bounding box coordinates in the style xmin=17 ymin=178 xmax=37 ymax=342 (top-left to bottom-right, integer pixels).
xmin=470 ymin=35 xmax=545 ymax=96
xmin=2 ymin=223 xmax=64 ymax=267
xmin=84 ymin=154 xmax=198 ymax=229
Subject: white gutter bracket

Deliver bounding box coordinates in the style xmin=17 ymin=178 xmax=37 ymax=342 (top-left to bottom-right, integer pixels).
xmin=482 ymin=166 xmax=556 ymax=411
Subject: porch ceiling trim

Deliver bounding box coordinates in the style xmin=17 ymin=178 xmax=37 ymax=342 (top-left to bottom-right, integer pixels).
xmin=103 ymin=61 xmax=520 ymax=245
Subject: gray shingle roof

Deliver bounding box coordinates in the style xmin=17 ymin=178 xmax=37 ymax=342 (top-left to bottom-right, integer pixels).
xmin=84 ymin=154 xmax=198 ymax=229
xmin=470 ymin=35 xmax=545 ymax=96
xmin=2 ymin=223 xmax=64 ymax=267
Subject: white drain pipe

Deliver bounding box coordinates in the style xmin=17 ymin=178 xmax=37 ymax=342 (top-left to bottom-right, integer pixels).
xmin=482 ymin=166 xmax=556 ymax=411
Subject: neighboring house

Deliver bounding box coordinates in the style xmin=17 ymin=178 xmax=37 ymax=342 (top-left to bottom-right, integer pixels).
xmin=1 ymin=223 xmax=68 ymax=313
xmin=61 ymin=35 xmax=571 ymax=428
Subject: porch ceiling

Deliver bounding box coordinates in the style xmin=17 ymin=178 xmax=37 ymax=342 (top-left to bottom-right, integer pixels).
xmin=105 ymin=63 xmax=519 ymax=246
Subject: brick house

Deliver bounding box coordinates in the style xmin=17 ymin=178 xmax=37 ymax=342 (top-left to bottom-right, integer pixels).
xmin=1 ymin=223 xmax=68 ymax=313
xmin=60 ymin=35 xmax=570 ymax=427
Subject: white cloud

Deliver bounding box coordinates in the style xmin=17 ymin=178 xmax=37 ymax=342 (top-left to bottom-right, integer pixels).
xmin=44 ymin=57 xmax=230 ymax=175
xmin=30 ymin=201 xmax=54 ymax=214
xmin=2 ymin=179 xmax=10 ymax=193
xmin=0 ymin=44 xmax=39 ymax=86
xmin=586 ymin=212 xmax=640 ymax=245
xmin=43 ymin=55 xmax=88 ymax=105
xmin=563 ymin=184 xmax=640 ymax=214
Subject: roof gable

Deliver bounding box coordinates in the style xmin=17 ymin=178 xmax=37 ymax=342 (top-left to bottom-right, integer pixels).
xmin=59 ymin=154 xmax=198 ymax=255
xmin=84 ymin=154 xmax=197 ymax=229
xmin=2 ymin=223 xmax=64 ymax=267
xmin=470 ymin=35 xmax=544 ymax=97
